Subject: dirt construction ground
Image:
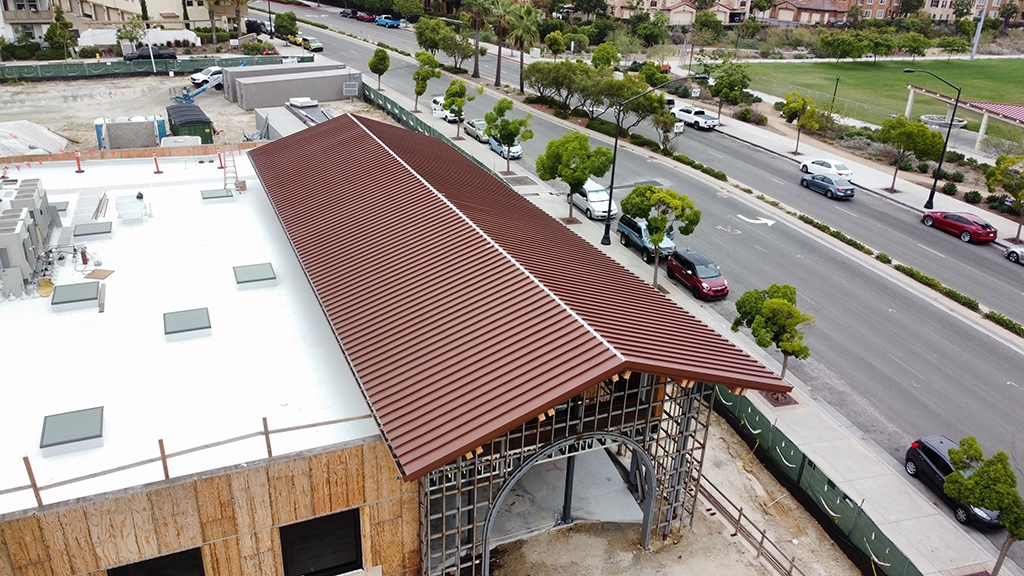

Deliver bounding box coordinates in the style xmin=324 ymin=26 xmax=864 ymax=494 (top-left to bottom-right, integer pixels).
xmin=0 ymin=76 xmax=861 ymax=576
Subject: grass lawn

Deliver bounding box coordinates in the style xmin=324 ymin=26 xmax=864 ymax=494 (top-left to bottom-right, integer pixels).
xmin=743 ymin=59 xmax=1024 ymax=134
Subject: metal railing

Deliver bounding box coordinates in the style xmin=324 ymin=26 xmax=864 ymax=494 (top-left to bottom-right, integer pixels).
xmin=0 ymin=55 xmax=315 ymax=81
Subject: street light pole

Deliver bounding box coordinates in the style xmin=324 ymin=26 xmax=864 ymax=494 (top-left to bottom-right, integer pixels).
xmin=600 ymin=75 xmax=707 ymax=245
xmin=904 ymin=68 xmax=961 ymax=210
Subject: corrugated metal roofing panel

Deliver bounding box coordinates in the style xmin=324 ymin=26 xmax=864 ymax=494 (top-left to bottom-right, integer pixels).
xmin=249 ymin=114 xmax=787 ymax=480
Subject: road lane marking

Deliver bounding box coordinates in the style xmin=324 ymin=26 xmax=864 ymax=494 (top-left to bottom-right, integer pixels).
xmin=886 ymin=352 xmax=926 ymax=380
xmin=835 ymin=207 xmax=858 ymax=217
xmin=768 ymin=177 xmax=785 ymax=185
xmin=737 ymin=215 xmax=776 ymax=226
xmin=916 ymin=243 xmax=946 ymax=258
xmin=707 ymin=150 xmax=725 ymax=159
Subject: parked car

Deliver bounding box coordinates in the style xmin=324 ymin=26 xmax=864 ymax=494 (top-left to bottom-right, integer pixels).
xmin=922 ymin=211 xmax=997 ymax=243
xmin=567 ymin=178 xmax=617 ymax=220
xmin=666 ymin=248 xmax=729 ymax=300
xmin=488 ymin=137 xmax=523 ymax=160
xmin=1005 ymin=244 xmax=1024 ymax=264
xmin=905 ymin=435 xmax=1001 ymax=529
xmin=190 ymin=66 xmax=222 ymax=87
xmin=356 ymin=11 xmax=375 ymax=21
xmin=340 ymin=8 xmax=358 ymax=17
xmin=123 ymin=46 xmax=177 ymax=61
xmin=671 ymin=105 xmax=719 ymax=130
xmin=464 ymin=119 xmax=488 ymax=143
xmin=800 ymin=174 xmax=854 ymax=200
xmin=376 ymin=14 xmax=401 ymax=27
xmin=800 ymin=159 xmax=853 ymax=179
xmin=430 ymin=95 xmax=458 ymax=123
xmin=826 ymin=19 xmax=852 ymax=28
xmin=617 ymin=214 xmax=676 ymax=264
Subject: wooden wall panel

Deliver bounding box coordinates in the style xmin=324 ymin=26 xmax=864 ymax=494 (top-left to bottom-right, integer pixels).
xmin=52 ymin=508 xmax=98 ymax=575
xmin=149 ymin=483 xmax=202 ymax=553
xmin=236 ymin=530 xmax=279 ymax=576
xmin=35 ymin=514 xmax=69 ymax=576
xmin=361 ymin=500 xmax=403 ymax=576
xmin=400 ymin=491 xmax=419 ymax=570
xmin=0 ymin=532 xmax=15 ymax=576
xmin=310 ymin=446 xmax=365 ymax=516
xmin=362 ymin=443 xmax=402 ymax=504
xmin=267 ymin=460 xmax=312 ymax=526
xmin=201 ymin=538 xmax=241 ymax=576
xmin=85 ymin=493 xmax=157 ymax=568
xmin=230 ymin=468 xmax=273 ymax=537
xmin=196 ymin=475 xmax=237 ymax=543
xmin=0 ymin=517 xmax=50 ymax=576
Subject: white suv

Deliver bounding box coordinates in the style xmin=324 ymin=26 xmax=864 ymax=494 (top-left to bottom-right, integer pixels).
xmin=568 ymin=178 xmax=618 ymax=220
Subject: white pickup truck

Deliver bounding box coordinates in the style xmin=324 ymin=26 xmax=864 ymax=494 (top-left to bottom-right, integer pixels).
xmin=672 ymin=105 xmax=719 ymax=130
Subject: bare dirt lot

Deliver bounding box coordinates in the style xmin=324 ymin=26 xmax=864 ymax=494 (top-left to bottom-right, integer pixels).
xmin=1 ymin=75 xmax=860 ymax=575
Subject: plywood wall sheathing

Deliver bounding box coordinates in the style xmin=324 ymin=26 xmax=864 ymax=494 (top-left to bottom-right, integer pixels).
xmin=196 ymin=475 xmax=239 ymax=543
xmin=38 ymin=507 xmax=100 ymax=576
xmin=149 ymin=483 xmax=202 ymax=554
xmin=0 ymin=531 xmax=15 ymax=576
xmin=360 ymin=500 xmax=403 ymax=576
xmin=237 ymin=529 xmax=280 ymax=576
xmin=230 ymin=468 xmax=274 ymax=537
xmin=202 ymin=535 xmax=241 ymax=576
xmin=400 ymin=491 xmax=419 ymax=570
xmin=85 ymin=493 xmax=158 ymax=568
xmin=267 ymin=459 xmax=313 ymax=526
xmin=363 ymin=443 xmax=405 ymax=504
xmin=0 ymin=516 xmax=49 ymax=575
xmin=310 ymin=446 xmax=365 ymax=516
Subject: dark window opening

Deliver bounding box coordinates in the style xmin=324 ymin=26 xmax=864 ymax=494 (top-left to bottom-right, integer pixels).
xmin=108 ymin=548 xmax=204 ymax=576
xmin=280 ymin=509 xmax=362 ymax=576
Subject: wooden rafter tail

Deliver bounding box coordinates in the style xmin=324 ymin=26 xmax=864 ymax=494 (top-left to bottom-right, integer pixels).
xmin=536 ymin=411 xmax=546 ymax=422
xmin=546 ymin=408 xmax=554 ymax=417
xmin=621 ymin=370 xmax=632 ymax=379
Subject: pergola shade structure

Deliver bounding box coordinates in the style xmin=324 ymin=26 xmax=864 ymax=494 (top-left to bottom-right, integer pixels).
xmin=249 ymin=114 xmax=789 ymax=575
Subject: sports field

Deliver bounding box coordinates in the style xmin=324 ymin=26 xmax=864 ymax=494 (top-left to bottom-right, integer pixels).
xmin=744 ymin=58 xmax=1024 ymax=131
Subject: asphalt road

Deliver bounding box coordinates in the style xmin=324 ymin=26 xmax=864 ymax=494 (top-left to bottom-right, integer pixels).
xmin=290 ymin=17 xmax=1024 ymax=560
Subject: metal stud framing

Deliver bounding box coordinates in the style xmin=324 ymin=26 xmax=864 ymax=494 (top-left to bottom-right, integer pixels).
xmin=418 ymin=374 xmax=715 ymax=576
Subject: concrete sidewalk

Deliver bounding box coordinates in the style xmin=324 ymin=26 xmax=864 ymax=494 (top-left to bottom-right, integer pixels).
xmin=363 ymin=70 xmax=1022 ymax=575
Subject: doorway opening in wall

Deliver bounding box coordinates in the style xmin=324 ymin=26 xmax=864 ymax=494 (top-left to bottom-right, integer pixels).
xmin=280 ymin=509 xmax=362 ymax=576
xmin=108 ymin=548 xmax=204 ymax=576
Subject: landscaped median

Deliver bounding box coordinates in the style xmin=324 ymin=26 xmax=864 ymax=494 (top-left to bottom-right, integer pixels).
xmin=735 ymin=184 xmax=1024 ymax=340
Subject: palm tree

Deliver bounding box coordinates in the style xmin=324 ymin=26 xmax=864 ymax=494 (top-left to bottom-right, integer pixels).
xmin=507 ymin=2 xmax=539 ymax=94
xmin=459 ymin=0 xmax=493 ymax=78
xmin=232 ymin=0 xmax=249 ymax=38
xmin=207 ymin=0 xmax=218 ymax=48
xmin=491 ymin=0 xmax=513 ymax=87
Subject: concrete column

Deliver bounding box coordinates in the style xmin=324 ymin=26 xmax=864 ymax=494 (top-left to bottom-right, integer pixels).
xmin=976 ymin=112 xmax=990 ymax=150
xmin=904 ymin=88 xmax=915 ymax=119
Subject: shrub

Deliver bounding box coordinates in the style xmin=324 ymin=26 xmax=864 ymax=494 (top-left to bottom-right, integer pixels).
xmin=875 ymin=252 xmax=892 ymax=264
xmin=893 ymin=264 xmax=980 ymax=311
xmin=898 ymin=160 xmax=914 ymax=171
xmin=917 ymin=161 xmax=930 ymax=173
xmin=950 ymin=170 xmax=965 ymax=183
xmin=586 ymin=117 xmax=621 ymax=138
xmin=569 ymin=108 xmax=589 ymax=118
xmin=629 ymin=133 xmax=661 ymax=152
xmin=34 ymin=47 xmax=64 ymax=60
xmin=524 ymin=94 xmax=558 ymax=106
xmin=554 ymin=109 xmax=569 ymax=119
xmin=988 ymin=194 xmax=1009 ymax=208
xmin=735 ymin=107 xmax=768 ymax=126
xmin=773 ymin=101 xmax=785 ymax=112
xmin=941 ymin=182 xmax=958 ymax=195
xmin=932 ymin=167 xmax=950 ymax=180
xmin=242 ymin=40 xmax=275 ymax=55
xmin=78 ymin=45 xmax=101 ymax=58
xmin=441 ymin=65 xmax=466 ymax=74
xmin=985 ymin=311 xmax=1024 ymax=337
xmin=691 ymin=162 xmax=705 ymax=171
xmin=965 ymin=190 xmax=983 ymax=204
xmin=674 ymin=154 xmax=695 ymax=166
xmin=945 ymin=150 xmax=965 ymax=164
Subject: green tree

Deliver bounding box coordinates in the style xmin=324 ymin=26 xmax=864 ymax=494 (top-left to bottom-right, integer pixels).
xmin=459 ymin=0 xmax=493 ymax=78
xmin=877 ymin=115 xmax=945 ymax=191
xmin=692 ymin=10 xmax=724 ymax=43
xmin=937 ymin=35 xmax=969 ymax=59
xmin=631 ymin=11 xmax=669 ymax=47
xmin=856 ymin=29 xmax=897 ymax=62
xmin=368 ymin=47 xmax=390 ymax=90
xmin=44 ymin=5 xmax=75 ymax=58
xmin=414 ymin=17 xmax=452 ymax=55
xmin=394 ymin=0 xmax=424 ymax=21
xmin=442 ymin=33 xmax=475 ymax=68
xmin=951 ymin=0 xmax=974 ymax=19
xmin=709 ymin=60 xmax=751 ymax=118
xmin=782 ymin=92 xmax=816 ymax=154
xmin=206 ymin=0 xmax=219 ymax=46
xmin=751 ymin=0 xmax=773 ymax=17
xmin=575 ymin=67 xmax=615 ymax=119
xmin=412 ymin=51 xmax=441 ymax=112
xmin=443 ymin=79 xmax=481 ymax=137
xmin=819 ymin=31 xmax=869 ymax=61
xmin=693 ymin=0 xmax=715 ymax=10
xmin=564 ymin=32 xmax=589 ymax=53
xmin=945 ymin=437 xmax=1024 ymax=576
xmin=485 ymin=98 xmax=534 ymax=172
xmin=846 ymin=3 xmax=864 ymax=24
xmin=491 ymin=0 xmax=513 ymax=87
xmin=651 ymin=110 xmax=682 ymax=156
xmin=274 ymin=11 xmax=298 ymax=38
xmin=608 ymin=27 xmax=642 ymax=63
xmin=1000 ymin=1 xmax=1020 ymax=25
xmin=619 ymin=73 xmax=666 ymax=130
xmin=545 ymin=30 xmax=566 ymax=56
xmin=620 ymin=184 xmax=701 ymax=287
xmin=731 ymin=284 xmax=814 ymax=378
xmin=736 ymin=16 xmax=761 ymax=43
xmin=898 ymin=0 xmax=925 ymax=16
xmin=591 ymin=41 xmax=619 ymax=69
xmin=897 ymin=32 xmax=933 ymax=61
xmin=984 ymin=155 xmax=1024 ymax=240
xmin=140 ymin=0 xmax=150 ymax=24
xmin=575 ymin=0 xmax=608 ymax=19
xmin=639 ymin=60 xmax=670 ymax=87
xmin=230 ymin=0 xmax=248 ymax=39
xmin=507 ymin=2 xmax=540 ymax=93
xmin=955 ymin=17 xmax=976 ymax=37
xmin=535 ymin=130 xmax=613 ymax=220
xmin=116 ymin=15 xmax=146 ymax=45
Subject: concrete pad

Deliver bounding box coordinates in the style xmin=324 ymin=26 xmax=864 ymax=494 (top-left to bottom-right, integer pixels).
xmin=800 ymin=438 xmax=896 ymax=484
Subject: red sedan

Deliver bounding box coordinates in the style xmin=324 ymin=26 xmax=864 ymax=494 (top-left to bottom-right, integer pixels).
xmin=922 ymin=211 xmax=997 ymax=243
xmin=356 ymin=11 xmax=375 ymax=21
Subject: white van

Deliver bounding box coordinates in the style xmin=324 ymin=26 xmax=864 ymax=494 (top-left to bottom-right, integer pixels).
xmin=430 ymin=95 xmax=458 ymax=123
xmin=568 ymin=178 xmax=619 ymax=220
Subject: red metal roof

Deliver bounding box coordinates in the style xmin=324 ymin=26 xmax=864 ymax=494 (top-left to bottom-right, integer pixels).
xmin=248 ymin=114 xmax=788 ymax=480
xmin=964 ymin=101 xmax=1024 ymax=125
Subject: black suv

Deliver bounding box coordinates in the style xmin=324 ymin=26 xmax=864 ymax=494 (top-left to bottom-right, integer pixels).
xmin=904 ymin=435 xmax=1001 ymax=528
xmin=340 ymin=8 xmax=358 ymax=17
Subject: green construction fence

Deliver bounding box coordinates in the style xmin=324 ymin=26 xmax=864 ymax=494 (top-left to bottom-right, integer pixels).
xmin=0 ymin=55 xmax=315 ymax=81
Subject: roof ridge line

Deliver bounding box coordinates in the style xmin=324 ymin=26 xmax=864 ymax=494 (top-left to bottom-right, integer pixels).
xmin=348 ymin=114 xmax=624 ymax=362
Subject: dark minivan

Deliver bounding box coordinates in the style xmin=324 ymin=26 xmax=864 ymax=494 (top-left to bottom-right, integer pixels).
xmin=905 ymin=435 xmax=1001 ymax=529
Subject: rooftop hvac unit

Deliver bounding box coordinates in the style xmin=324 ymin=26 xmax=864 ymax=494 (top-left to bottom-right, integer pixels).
xmin=11 ymin=180 xmax=52 ymax=251
xmin=0 ymin=220 xmax=34 ymax=281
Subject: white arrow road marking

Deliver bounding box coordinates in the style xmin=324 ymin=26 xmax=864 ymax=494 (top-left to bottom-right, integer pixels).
xmin=737 ymin=215 xmax=776 ymax=226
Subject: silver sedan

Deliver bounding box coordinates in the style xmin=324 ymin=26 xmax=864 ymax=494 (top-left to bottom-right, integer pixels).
xmin=465 ymin=119 xmax=488 ymax=143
